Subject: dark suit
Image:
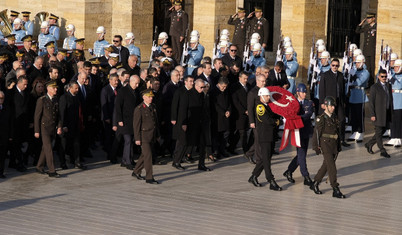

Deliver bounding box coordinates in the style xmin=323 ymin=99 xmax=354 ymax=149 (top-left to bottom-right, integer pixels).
xmin=100 ymin=84 xmax=118 ymax=154
xmin=113 ymin=45 xmax=130 ymax=67
xmin=222 ymin=54 xmax=242 ymax=68
xmin=124 ymin=64 xmax=141 ymax=76
xmin=0 ymin=101 xmax=11 ymax=176
xmin=267 ymin=69 xmax=289 ymax=88
xmin=27 ymin=65 xmax=46 ymax=91
xmin=231 ymin=81 xmax=251 ymax=153
xmin=198 ymin=73 xmax=216 ymax=87
xmin=210 ymin=86 xmax=231 ymax=155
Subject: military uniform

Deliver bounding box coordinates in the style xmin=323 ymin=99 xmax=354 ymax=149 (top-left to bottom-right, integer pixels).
xmin=23 ymin=20 xmax=34 ymax=35
xmin=93 ymin=39 xmax=109 ymax=57
xmin=283 ymin=58 xmax=299 ymax=94
xmin=11 ymin=29 xmax=27 ymax=42
xmin=389 ymin=72 xmax=402 ymax=141
xmin=248 ymin=17 xmax=269 ymax=47
xmin=166 ymin=4 xmax=188 ymax=62
xmin=228 ymin=14 xmax=248 ymax=58
xmin=185 ymin=44 xmax=204 ymax=76
xmin=63 ymin=35 xmax=77 ymax=50
xmin=38 ymin=33 xmax=57 ymax=56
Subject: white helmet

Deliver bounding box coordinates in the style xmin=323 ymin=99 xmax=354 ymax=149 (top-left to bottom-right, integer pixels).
xmin=219 ymin=41 xmax=229 ymax=48
xmin=383 ymin=46 xmax=392 ymax=54
xmin=390 ymin=53 xmax=398 ymax=61
xmin=284 ymin=41 xmax=292 ymax=49
xmin=40 ymin=21 xmax=49 ymax=28
xmin=316 ymin=39 xmax=325 ymax=47
xmin=356 ymin=54 xmax=365 ymax=63
xmin=252 ymin=43 xmax=262 ymax=52
xmin=258 ymin=87 xmax=271 ymax=96
xmin=395 ymin=59 xmax=402 ymax=67
xmin=125 ymin=32 xmax=135 ymax=40
xmin=96 ymin=26 xmax=105 ymax=34
xmin=220 ymin=34 xmax=229 ymax=42
xmin=285 ymin=47 xmax=294 ymax=55
xmin=283 ymin=36 xmax=291 ymax=43
xmin=317 ymin=45 xmax=326 ymax=53
xmin=190 ymin=30 xmax=200 ymax=38
xmin=349 ymin=43 xmax=358 ymax=51
xmin=66 ymin=24 xmax=75 ymax=32
xmin=250 ymin=38 xmax=259 ymax=46
xmin=353 ymin=49 xmax=363 ymax=57
xmin=14 ymin=18 xmax=22 ymax=24
xmin=251 ymin=33 xmax=261 ymax=40
xmin=320 ymin=51 xmax=330 ymax=59
xmin=221 ymin=29 xmax=230 ymax=36
xmin=189 ymin=36 xmax=199 ymax=43
xmin=158 ymin=32 xmax=168 ymax=40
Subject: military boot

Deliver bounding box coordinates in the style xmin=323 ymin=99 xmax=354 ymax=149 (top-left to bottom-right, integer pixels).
xmin=283 ymin=170 xmax=295 ymax=183
xmin=304 ymin=175 xmax=313 ymax=186
xmin=310 ymin=181 xmax=322 ymax=194
xmin=332 ymin=186 xmax=346 ymax=198
xmin=268 ymin=179 xmax=282 ymax=191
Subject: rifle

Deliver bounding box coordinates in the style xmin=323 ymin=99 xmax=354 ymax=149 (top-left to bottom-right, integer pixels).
xmin=277 ymin=30 xmax=284 ymax=61
xmin=212 ymin=25 xmax=220 ymax=59
xmin=180 ymin=24 xmax=190 ymax=66
xmin=149 ymin=26 xmax=158 ymax=66
xmin=242 ymin=25 xmax=251 ymax=71
xmin=308 ymin=33 xmax=317 ymax=93
xmin=345 ymin=36 xmax=353 ymax=97
xmin=380 ymin=39 xmax=384 ymax=62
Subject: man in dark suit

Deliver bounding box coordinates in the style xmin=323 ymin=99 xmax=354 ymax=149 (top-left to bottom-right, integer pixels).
xmin=132 ymin=89 xmax=160 ymax=184
xmin=109 ymin=75 xmax=141 ymax=168
xmin=124 ymin=55 xmax=141 ymax=76
xmin=319 ymin=58 xmax=349 ymax=147
xmin=27 ymin=56 xmax=46 ymax=91
xmin=0 ymin=91 xmax=11 ymax=178
xmin=166 ymin=1 xmax=189 ymax=62
xmin=112 ymin=35 xmax=130 ymax=68
xmin=34 ymin=80 xmax=62 ymax=177
xmin=211 ymin=58 xmax=223 ymax=84
xmin=267 ymin=61 xmax=289 ymax=88
xmin=171 ymin=76 xmax=194 ymax=170
xmin=222 ymin=45 xmax=242 ymax=69
xmin=365 ymin=70 xmax=393 ymax=158
xmin=198 ymin=62 xmax=215 ymax=86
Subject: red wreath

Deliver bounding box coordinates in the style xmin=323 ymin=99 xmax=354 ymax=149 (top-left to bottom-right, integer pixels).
xmin=267 ymin=86 xmax=304 ymax=151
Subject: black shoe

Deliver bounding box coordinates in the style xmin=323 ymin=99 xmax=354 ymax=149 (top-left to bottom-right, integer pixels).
xmin=182 ymin=156 xmax=192 ymax=163
xmin=268 ymin=179 xmax=282 ymax=191
xmin=75 ymin=163 xmax=87 ymax=170
xmin=310 ymin=181 xmax=322 ymax=194
xmin=365 ymin=143 xmax=374 ymax=154
xmin=248 ymin=175 xmax=262 ymax=187
xmin=172 ymin=163 xmax=185 ymax=171
xmin=380 ymin=151 xmax=391 ymax=158
xmin=332 ymin=186 xmax=346 ymax=198
xmin=341 ymin=141 xmax=350 ymax=147
xmin=132 ymin=172 xmax=145 ymax=180
xmin=60 ymin=164 xmax=68 ymax=170
xmin=146 ymin=178 xmax=160 ymax=184
xmin=125 ymin=164 xmax=135 ymax=170
xmin=36 ymin=168 xmax=46 ymax=174
xmin=16 ymin=166 xmax=27 ymax=172
xmin=198 ymin=165 xmax=211 ymax=171
xmin=304 ymin=175 xmax=313 ymax=186
xmin=0 ymin=174 xmax=6 ymax=179
xmin=283 ymin=170 xmax=295 ymax=183
xmin=273 ymin=150 xmax=280 ymax=155
xmin=48 ymin=172 xmax=60 ymax=178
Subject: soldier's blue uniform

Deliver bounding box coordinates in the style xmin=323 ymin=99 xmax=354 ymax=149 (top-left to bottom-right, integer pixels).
xmin=185 ymin=44 xmax=204 ymax=76
xmin=49 ymin=25 xmax=60 ymax=41
xmin=284 ymin=59 xmax=299 ymax=94
xmin=249 ymin=54 xmax=266 ymax=72
xmin=38 ymin=33 xmax=57 ymax=56
xmin=63 ymin=36 xmax=77 ymax=50
xmin=12 ymin=29 xmax=27 ymax=42
xmin=24 ymin=20 xmax=34 ymax=35
xmin=127 ymin=44 xmax=141 ymax=66
xmin=390 ymin=72 xmax=402 ymax=139
xmin=93 ymin=39 xmax=109 ymax=57
xmin=348 ymin=66 xmax=369 ymax=135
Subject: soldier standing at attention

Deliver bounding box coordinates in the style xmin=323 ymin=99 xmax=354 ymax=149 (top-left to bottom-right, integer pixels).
xmin=132 ymin=89 xmax=160 ymax=184
xmin=247 ymin=7 xmax=269 ymax=50
xmin=166 ymin=0 xmax=189 ymax=62
xmin=93 ymin=26 xmax=109 ymax=57
xmin=356 ymin=12 xmax=376 ymax=87
xmin=21 ymin=11 xmax=34 ymax=35
xmin=48 ymin=14 xmax=60 ymax=41
xmin=311 ymin=96 xmax=346 ymax=198
xmin=228 ymin=7 xmax=248 ymax=58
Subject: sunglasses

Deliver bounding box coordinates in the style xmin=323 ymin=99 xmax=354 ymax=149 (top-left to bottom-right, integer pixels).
xmin=166 ymin=50 xmax=173 ymax=53
xmin=379 ymin=75 xmax=387 ymax=78
xmin=331 ymin=64 xmax=339 ymax=67
xmin=230 ymin=50 xmax=237 ymax=52
xmin=113 ymin=40 xmax=120 ymax=43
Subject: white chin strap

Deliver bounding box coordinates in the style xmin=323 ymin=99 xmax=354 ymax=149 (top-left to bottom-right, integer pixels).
xmin=261 ymin=96 xmax=266 ymax=103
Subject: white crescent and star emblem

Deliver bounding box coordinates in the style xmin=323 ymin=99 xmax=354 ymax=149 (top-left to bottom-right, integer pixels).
xmin=269 ymin=92 xmax=291 ymax=107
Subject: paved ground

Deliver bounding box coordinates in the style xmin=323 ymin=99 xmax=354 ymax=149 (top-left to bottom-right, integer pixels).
xmin=1 ymin=128 xmax=402 ymax=235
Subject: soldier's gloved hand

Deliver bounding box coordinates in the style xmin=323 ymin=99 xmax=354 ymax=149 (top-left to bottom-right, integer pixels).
xmin=314 ymin=147 xmax=321 ymax=155
xmin=314 ymin=65 xmax=321 ymax=73
xmin=276 ymin=55 xmax=282 ymax=62
xmin=246 ymin=58 xmax=252 ymax=66
xmin=378 ymin=60 xmax=386 ymax=70
xmin=151 ymin=46 xmax=157 ymax=52
xmin=276 ymin=49 xmax=281 ymax=57
xmin=88 ymin=48 xmax=93 ymax=55
xmin=309 ymin=52 xmax=314 ymax=64
xmin=243 ymin=51 xmax=248 ymax=58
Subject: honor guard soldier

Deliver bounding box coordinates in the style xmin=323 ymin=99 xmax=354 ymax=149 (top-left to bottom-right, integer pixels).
xmin=283 ymin=47 xmax=299 ymax=94
xmin=283 ymin=83 xmax=314 ymax=186
xmin=152 ymin=32 xmax=168 ymax=59
xmin=311 ymin=96 xmax=346 ymax=198
xmin=228 ymin=7 xmax=249 ymax=58
xmin=11 ymin=18 xmax=27 ymax=42
xmin=38 ymin=21 xmax=57 ymax=56
xmin=356 ymin=12 xmax=376 ymax=86
xmin=311 ymin=50 xmax=331 ymax=114
xmin=347 ymin=55 xmax=369 ymax=142
xmin=93 ymin=26 xmax=109 ymax=57
xmin=125 ymin=32 xmax=141 ymax=66
xmin=247 ymin=7 xmax=269 ymax=50
xmin=63 ymin=24 xmax=77 ymax=50
xmin=185 ymin=36 xmax=204 ymax=76
xmin=248 ymin=87 xmax=282 ymax=191
xmin=48 ymin=14 xmax=60 ymax=41
xmin=132 ymin=89 xmax=160 ymax=184
xmin=245 ymin=43 xmax=266 ymax=73
xmin=166 ymin=0 xmax=189 ymax=62
xmin=34 ymin=80 xmax=63 ymax=178
xmin=21 ymin=11 xmax=34 ymax=35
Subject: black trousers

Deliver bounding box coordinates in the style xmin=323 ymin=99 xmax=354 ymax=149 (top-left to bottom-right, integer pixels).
xmin=0 ymin=134 xmax=8 ymax=175
xmin=172 ymin=129 xmax=187 ymax=164
xmin=366 ymin=55 xmax=375 ymax=87
xmin=366 ymin=126 xmax=387 ymax=152
xmin=171 ymin=35 xmax=183 ymax=63
xmin=350 ymin=103 xmax=365 ymax=133
xmin=252 ymin=141 xmax=274 ymax=181
xmin=59 ymin=132 xmax=80 ymax=165
xmin=391 ymin=109 xmax=402 ymax=138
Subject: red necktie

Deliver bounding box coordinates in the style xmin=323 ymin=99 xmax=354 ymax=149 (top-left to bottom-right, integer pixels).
xmin=114 ymin=89 xmax=117 ymax=96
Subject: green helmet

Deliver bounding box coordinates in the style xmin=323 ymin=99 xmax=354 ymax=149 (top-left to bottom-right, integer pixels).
xmin=324 ymin=96 xmax=336 ymax=106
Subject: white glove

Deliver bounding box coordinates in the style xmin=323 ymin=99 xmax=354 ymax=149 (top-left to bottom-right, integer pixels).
xmin=183 ymin=49 xmax=188 ymax=57
xmin=151 ymin=46 xmax=157 ymax=52
xmin=243 ymin=51 xmax=249 ymax=58
xmin=88 ymin=48 xmax=93 ymax=55
xmin=378 ymin=60 xmax=386 ymax=70
xmin=313 ymin=65 xmax=321 ymax=73
xmin=276 ymin=55 xmax=282 ymax=62
xmin=344 ymin=63 xmax=350 ymax=73
xmin=246 ymin=58 xmax=252 ymax=66
xmin=349 ymin=67 xmax=356 ymax=76
xmin=276 ymin=49 xmax=281 ymax=57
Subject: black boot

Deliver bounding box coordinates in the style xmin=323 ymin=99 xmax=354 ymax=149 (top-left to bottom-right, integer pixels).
xmin=310 ymin=181 xmax=322 ymax=194
xmin=248 ymin=175 xmax=262 ymax=187
xmin=268 ymin=179 xmax=282 ymax=191
xmin=283 ymin=170 xmax=295 ymax=183
xmin=332 ymin=186 xmax=346 ymax=198
xmin=304 ymin=175 xmax=313 ymax=186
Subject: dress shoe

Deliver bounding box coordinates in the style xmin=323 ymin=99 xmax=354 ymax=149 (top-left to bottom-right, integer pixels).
xmin=365 ymin=143 xmax=374 ymax=154
xmin=341 ymin=141 xmax=350 ymax=147
xmin=36 ymin=168 xmax=46 ymax=174
xmin=198 ymin=165 xmax=211 ymax=171
xmin=380 ymin=151 xmax=391 ymax=158
xmin=75 ymin=163 xmax=87 ymax=170
xmin=132 ymin=172 xmax=145 ymax=180
xmin=146 ymin=178 xmax=160 ymax=184
xmin=332 ymin=186 xmax=346 ymax=198
xmin=248 ymin=175 xmax=262 ymax=187
xmin=125 ymin=164 xmax=135 ymax=170
xmin=268 ymin=179 xmax=282 ymax=191
xmin=0 ymin=174 xmax=6 ymax=179
xmin=60 ymin=164 xmax=68 ymax=170
xmin=172 ymin=163 xmax=185 ymax=171
xmin=16 ymin=166 xmax=27 ymax=172
xmin=48 ymin=172 xmax=61 ymax=178
xmin=182 ymin=156 xmax=193 ymax=164
xmin=310 ymin=181 xmax=322 ymax=194
xmin=304 ymin=175 xmax=313 ymax=186
xmin=283 ymin=170 xmax=295 ymax=183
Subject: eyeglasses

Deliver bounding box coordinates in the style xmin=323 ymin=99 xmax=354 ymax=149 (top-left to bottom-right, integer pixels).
xmin=230 ymin=50 xmax=237 ymax=52
xmin=113 ymin=40 xmax=120 ymax=43
xmin=331 ymin=64 xmax=339 ymax=67
xmin=200 ymin=86 xmax=206 ymax=88
xmin=379 ymin=75 xmax=387 ymax=78
xmin=166 ymin=50 xmax=173 ymax=53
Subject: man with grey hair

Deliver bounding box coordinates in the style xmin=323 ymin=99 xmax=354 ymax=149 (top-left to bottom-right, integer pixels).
xmin=27 ymin=56 xmax=45 ymax=90
xmin=125 ymin=55 xmax=140 ymax=76
xmin=5 ymin=61 xmax=22 ymax=84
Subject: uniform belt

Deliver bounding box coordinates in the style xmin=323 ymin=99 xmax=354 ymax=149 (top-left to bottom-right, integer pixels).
xmin=322 ymin=133 xmax=338 ymax=139
xmin=392 ymin=89 xmax=402 ymax=93
xmin=353 ymin=86 xmax=365 ymax=90
xmin=188 ymin=65 xmax=198 ymax=68
xmin=287 ymin=76 xmax=295 ymax=80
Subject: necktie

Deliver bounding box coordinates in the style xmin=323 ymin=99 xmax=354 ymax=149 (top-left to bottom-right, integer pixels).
xmin=383 ymin=84 xmax=389 ymax=108
xmin=82 ymin=85 xmax=86 ymax=98
xmin=0 ymin=104 xmax=3 ymax=110
xmin=114 ymin=89 xmax=117 ymax=96
xmin=276 ymin=73 xmax=280 ymax=81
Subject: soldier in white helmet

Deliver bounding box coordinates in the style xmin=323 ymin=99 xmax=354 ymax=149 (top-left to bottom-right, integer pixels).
xmin=389 ymin=53 xmax=398 ymax=78
xmin=125 ymin=32 xmax=141 ymax=66
xmin=11 ymin=18 xmax=27 ymax=42
xmin=185 ymin=36 xmax=204 ymax=76
xmin=218 ymin=40 xmax=229 ymax=58
xmin=283 ymin=47 xmax=299 ymax=94
xmin=93 ymin=26 xmax=109 ymax=57
xmin=38 ymin=21 xmax=57 ymax=56
xmin=246 ymin=43 xmax=266 ymax=73
xmin=151 ymin=32 xmax=168 ymax=59
xmin=63 ymin=24 xmax=77 ymax=50
xmin=190 ymin=30 xmax=200 ymax=39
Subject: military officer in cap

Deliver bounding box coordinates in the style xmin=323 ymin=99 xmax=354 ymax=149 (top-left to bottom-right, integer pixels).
xmin=48 ymin=14 xmax=60 ymax=41
xmin=4 ymin=34 xmax=18 ymax=61
xmin=21 ymin=11 xmax=34 ymax=35
xmin=356 ymin=12 xmax=376 ymax=86
xmin=99 ymin=45 xmax=114 ymax=64
xmin=9 ymin=11 xmax=19 ymax=27
xmin=38 ymin=21 xmax=57 ymax=56
xmin=74 ymin=38 xmax=85 ymax=51
xmin=311 ymin=96 xmax=346 ymax=198
xmin=247 ymin=7 xmax=269 ymax=50
xmin=166 ymin=0 xmax=189 ymax=62
xmin=125 ymin=32 xmax=141 ymax=66
xmin=132 ymin=89 xmax=160 ymax=184
xmin=63 ymin=24 xmax=77 ymax=50
xmin=228 ymin=7 xmax=249 ymax=58
xmin=34 ymin=80 xmax=63 ymax=177
xmin=11 ymin=18 xmax=27 ymax=42
xmin=19 ymin=35 xmax=36 ymax=69
xmin=43 ymin=41 xmax=57 ymax=67
xmin=55 ymin=49 xmax=69 ymax=84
